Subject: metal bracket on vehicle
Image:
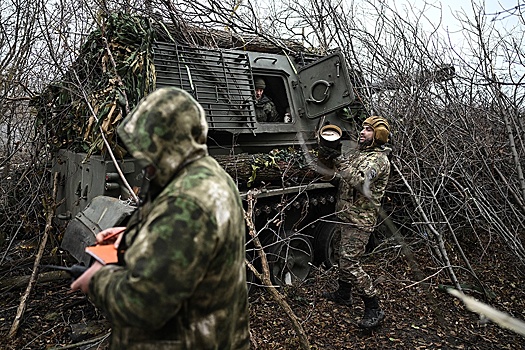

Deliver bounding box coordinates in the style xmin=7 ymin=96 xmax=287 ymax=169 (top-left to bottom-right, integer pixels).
xmin=60 ymin=196 xmax=136 ymax=266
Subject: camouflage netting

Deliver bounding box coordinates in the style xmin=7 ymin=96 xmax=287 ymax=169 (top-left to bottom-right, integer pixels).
xmin=33 ymin=13 xmax=156 ymax=157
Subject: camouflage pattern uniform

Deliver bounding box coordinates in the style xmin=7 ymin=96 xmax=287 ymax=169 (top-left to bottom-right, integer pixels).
xmin=88 ymin=87 xmax=250 ymax=350
xmin=334 ymin=146 xmax=390 ymax=297
xmin=255 ymin=95 xmax=280 ymax=122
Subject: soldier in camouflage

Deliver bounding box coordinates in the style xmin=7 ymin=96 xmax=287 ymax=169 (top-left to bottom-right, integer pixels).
xmin=254 ymin=77 xmax=281 ymax=122
xmin=71 ymin=87 xmax=250 ymax=349
xmin=322 ymin=116 xmax=391 ymax=329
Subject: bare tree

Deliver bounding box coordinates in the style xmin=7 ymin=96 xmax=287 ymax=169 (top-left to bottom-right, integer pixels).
xmin=1 ymin=0 xmax=525 ymax=345
xmin=244 ymin=0 xmax=525 ymax=293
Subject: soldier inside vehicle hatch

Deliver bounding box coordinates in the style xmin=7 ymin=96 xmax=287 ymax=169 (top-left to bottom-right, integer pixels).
xmin=254 ymin=76 xmax=282 ymax=122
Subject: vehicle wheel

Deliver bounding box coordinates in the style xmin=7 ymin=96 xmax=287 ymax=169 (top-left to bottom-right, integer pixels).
xmin=271 ymin=235 xmax=313 ymax=287
xmin=313 ymin=221 xmax=339 ymax=268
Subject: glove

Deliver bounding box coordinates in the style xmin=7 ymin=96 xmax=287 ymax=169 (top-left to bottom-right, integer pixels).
xmin=318 ymin=143 xmax=342 ymax=161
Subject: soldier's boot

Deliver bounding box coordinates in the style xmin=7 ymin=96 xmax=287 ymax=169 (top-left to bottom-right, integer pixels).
xmin=322 ymin=280 xmax=352 ymax=306
xmin=358 ymin=295 xmax=385 ymax=329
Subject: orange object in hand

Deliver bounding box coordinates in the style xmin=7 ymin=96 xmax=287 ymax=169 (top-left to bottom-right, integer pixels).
xmin=85 ymin=227 xmax=125 ymax=265
xmin=85 ymin=244 xmax=118 ymax=265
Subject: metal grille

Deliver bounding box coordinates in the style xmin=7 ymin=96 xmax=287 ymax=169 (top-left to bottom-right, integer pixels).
xmin=154 ymin=42 xmax=256 ymax=130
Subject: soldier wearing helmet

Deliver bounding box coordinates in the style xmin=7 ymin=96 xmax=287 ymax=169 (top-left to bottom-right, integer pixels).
xmin=71 ymin=87 xmax=250 ymax=349
xmin=359 ymin=116 xmax=390 ymax=149
xmin=322 ymin=115 xmax=391 ymax=329
xmin=253 ymin=77 xmax=281 ymax=122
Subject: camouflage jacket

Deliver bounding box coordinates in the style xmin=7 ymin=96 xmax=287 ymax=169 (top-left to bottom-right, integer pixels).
xmin=334 ymin=146 xmax=391 ymax=228
xmin=88 ymin=88 xmax=250 ymax=350
xmin=255 ymin=95 xmax=280 ymax=122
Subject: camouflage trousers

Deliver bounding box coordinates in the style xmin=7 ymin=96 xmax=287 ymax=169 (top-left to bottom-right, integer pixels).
xmin=335 ymin=223 xmax=377 ymax=298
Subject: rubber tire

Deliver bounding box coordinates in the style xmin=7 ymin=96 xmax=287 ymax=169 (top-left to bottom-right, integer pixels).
xmin=313 ymin=221 xmax=339 ymax=268
xmin=271 ymin=235 xmax=313 ymax=287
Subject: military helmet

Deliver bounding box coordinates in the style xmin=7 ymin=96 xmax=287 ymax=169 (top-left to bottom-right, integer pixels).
xmin=363 ymin=116 xmax=390 ymax=145
xmin=254 ymin=77 xmax=266 ymax=89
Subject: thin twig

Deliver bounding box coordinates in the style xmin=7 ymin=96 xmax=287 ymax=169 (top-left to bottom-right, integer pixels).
xmin=244 ymin=189 xmax=311 ymax=350
xmin=47 ymin=332 xmax=111 ymax=350
xmin=8 ymin=172 xmax=59 ymax=338
xmin=401 ymin=267 xmax=446 ymax=290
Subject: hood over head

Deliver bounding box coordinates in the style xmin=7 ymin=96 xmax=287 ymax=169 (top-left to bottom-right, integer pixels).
xmin=117 ymin=87 xmax=208 ymax=187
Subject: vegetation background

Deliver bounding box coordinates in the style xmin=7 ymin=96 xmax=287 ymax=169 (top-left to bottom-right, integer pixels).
xmin=0 ymin=0 xmax=524 ymax=348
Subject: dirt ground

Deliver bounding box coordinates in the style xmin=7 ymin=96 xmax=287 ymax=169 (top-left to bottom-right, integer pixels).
xmin=1 ymin=233 xmax=524 ymax=350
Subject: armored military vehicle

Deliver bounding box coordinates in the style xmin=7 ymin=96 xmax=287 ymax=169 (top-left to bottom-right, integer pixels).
xmin=43 ymin=16 xmax=360 ymax=287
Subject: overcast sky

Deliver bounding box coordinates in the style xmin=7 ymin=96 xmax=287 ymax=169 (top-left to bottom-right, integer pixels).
xmin=407 ymin=0 xmax=522 ymax=37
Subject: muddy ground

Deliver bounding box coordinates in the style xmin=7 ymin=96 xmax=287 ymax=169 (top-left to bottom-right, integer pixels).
xmin=1 ymin=233 xmax=524 ymax=349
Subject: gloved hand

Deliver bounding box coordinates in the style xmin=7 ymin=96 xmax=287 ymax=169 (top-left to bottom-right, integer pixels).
xmin=318 ymin=143 xmax=342 ymax=161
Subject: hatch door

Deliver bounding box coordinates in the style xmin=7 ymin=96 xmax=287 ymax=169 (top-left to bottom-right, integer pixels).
xmin=297 ymin=52 xmax=355 ymax=119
